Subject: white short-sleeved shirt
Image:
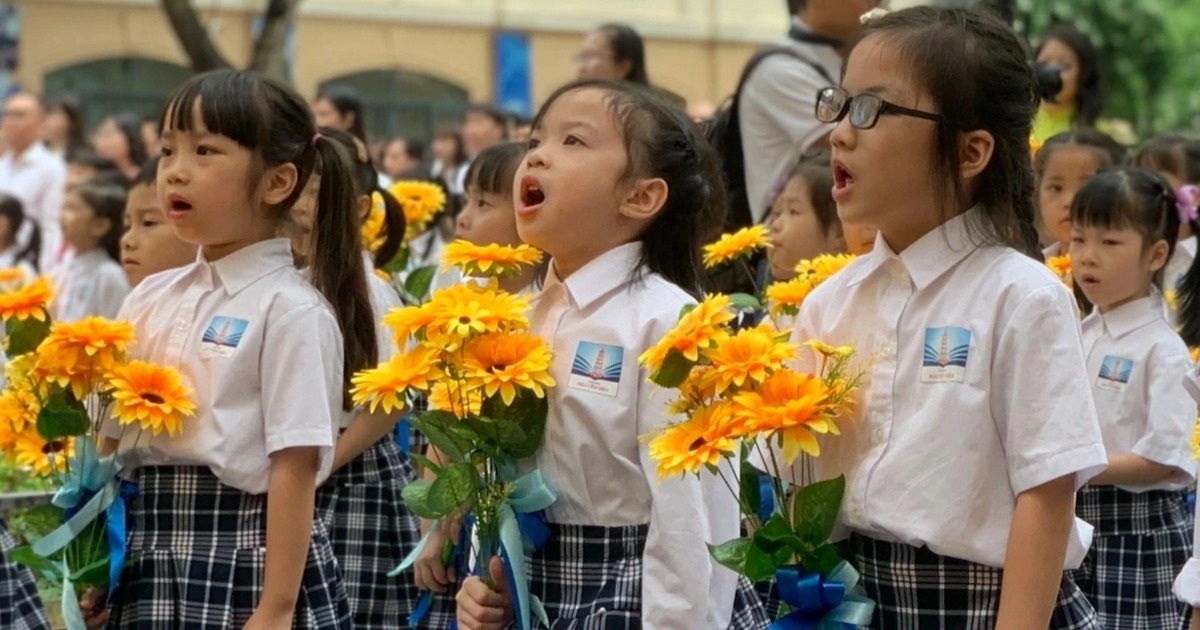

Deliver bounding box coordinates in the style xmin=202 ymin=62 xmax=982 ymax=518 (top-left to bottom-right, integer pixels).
xmin=1166 ymin=236 xmax=1196 ymax=294
xmin=337 ymin=253 xmax=403 ymax=429
xmin=1174 ymin=365 xmax=1200 ymax=605
xmin=0 ymin=143 xmax=67 ymax=270
xmin=1043 ymin=241 xmax=1064 ymax=258
xmin=50 ymin=248 xmax=130 ymax=321
xmin=790 ymin=209 xmax=1108 ymax=569
xmin=106 ymin=238 xmax=343 ymax=494
xmin=530 ymin=242 xmax=740 ymax=628
xmin=1080 ymin=297 xmax=1195 ymax=492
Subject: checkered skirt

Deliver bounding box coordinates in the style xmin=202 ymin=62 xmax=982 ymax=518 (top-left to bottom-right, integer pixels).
xmin=0 ymin=517 xmax=51 ymax=630
xmin=317 ymin=432 xmax=456 ymax=629
xmin=1071 ymin=485 xmax=1192 ymax=630
xmin=850 ymin=533 xmax=1100 ymax=629
xmin=109 ymin=465 xmax=352 ymax=629
xmin=526 ymin=522 xmax=768 ymax=629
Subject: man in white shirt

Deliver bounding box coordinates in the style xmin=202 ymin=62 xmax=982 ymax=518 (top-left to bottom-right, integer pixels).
xmin=0 ymin=92 xmax=67 ymax=270
xmin=738 ymin=0 xmax=876 ymax=223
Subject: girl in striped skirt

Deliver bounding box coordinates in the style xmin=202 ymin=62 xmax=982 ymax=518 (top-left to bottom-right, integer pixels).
xmin=1067 ymin=168 xmax=1195 ymax=629
xmin=785 ymin=7 xmax=1109 ymax=628
xmin=95 ymin=69 xmax=377 ymax=629
xmin=0 ymin=517 xmax=50 ymax=630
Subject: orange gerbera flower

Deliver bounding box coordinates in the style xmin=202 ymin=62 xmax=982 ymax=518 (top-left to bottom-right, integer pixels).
xmin=350 ymin=346 xmax=443 ymax=413
xmin=639 ymin=295 xmax=735 ymax=374
xmin=734 ymin=370 xmax=833 ymax=462
xmin=0 ymin=276 xmax=53 ymax=322
xmin=461 ymin=332 xmax=556 ymax=405
xmin=108 ymin=361 xmax=197 ymax=437
xmin=702 ymin=324 xmax=796 ymax=394
xmin=647 ymin=404 xmax=739 ymax=479
xmin=36 ymin=317 xmax=135 ymax=398
xmin=441 ymin=241 xmax=544 ymax=277
xmin=702 ymin=226 xmax=771 ymax=269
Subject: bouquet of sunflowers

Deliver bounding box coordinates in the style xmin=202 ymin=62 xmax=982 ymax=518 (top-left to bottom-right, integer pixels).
xmin=0 ymin=274 xmax=195 ymax=630
xmin=640 ymin=226 xmax=873 ymax=627
xmin=350 ymin=241 xmax=555 ymax=630
xmin=362 ymin=179 xmax=450 ymax=304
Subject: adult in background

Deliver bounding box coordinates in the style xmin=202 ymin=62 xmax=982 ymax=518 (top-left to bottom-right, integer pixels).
xmin=93 ymin=112 xmax=148 ymax=184
xmin=738 ymin=0 xmax=876 ymax=224
xmin=456 ymin=104 xmax=508 ymax=194
xmin=42 ymin=93 xmax=88 ymax=160
xmin=1033 ymin=24 xmax=1105 ymax=146
xmin=575 ymin=23 xmax=687 ymax=109
xmin=313 ymin=85 xmax=368 ymax=143
xmin=380 ymin=136 xmax=430 ymax=182
xmin=0 ymin=92 xmax=67 ymax=270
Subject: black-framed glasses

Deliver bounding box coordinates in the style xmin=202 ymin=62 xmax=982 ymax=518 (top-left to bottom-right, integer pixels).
xmin=815 ymin=87 xmax=941 ymax=130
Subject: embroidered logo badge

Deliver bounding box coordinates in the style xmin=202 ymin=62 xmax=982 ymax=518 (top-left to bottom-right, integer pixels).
xmin=1097 ymin=355 xmax=1134 ymax=392
xmin=920 ymin=326 xmax=971 ymax=383
xmin=200 ymin=316 xmax=249 ymax=358
xmin=568 ymin=341 xmax=624 ymax=397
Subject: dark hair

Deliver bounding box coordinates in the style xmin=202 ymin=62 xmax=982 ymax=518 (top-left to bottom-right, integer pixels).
xmin=41 ymin=93 xmax=88 ymax=158
xmin=68 ymin=183 xmax=126 ymax=262
xmin=531 ymin=79 xmax=726 ymax=296
xmin=1135 ymin=134 xmax=1200 ymax=185
xmin=432 ymin=125 xmax=468 ymax=167
xmin=860 ymin=7 xmax=1041 ymax=258
xmin=1036 ymin=23 xmax=1104 ymax=127
xmin=1034 ymin=128 xmax=1126 ymax=178
xmin=162 ymin=70 xmax=376 ymax=408
xmin=131 ymin=155 xmax=161 ymax=189
xmin=383 ymin=136 xmax=425 ymax=163
xmin=320 ymin=128 xmax=407 ymax=270
xmin=781 ymin=150 xmax=838 ymax=237
xmin=466 ymin=104 xmax=510 ymax=132
xmin=68 ymin=148 xmax=118 ymax=172
xmin=103 ymin=112 xmax=150 ymax=171
xmin=316 ymin=85 xmax=368 ymax=144
xmin=1072 ymin=169 xmax=1179 ymax=286
xmin=597 ymin=24 xmax=650 ymax=87
xmin=0 ymin=194 xmax=39 ymax=271
xmin=464 ymin=141 xmax=524 ymax=199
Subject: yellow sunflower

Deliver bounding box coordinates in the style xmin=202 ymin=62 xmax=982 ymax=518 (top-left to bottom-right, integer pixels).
xmin=36 ymin=317 xmax=135 ymax=398
xmin=1190 ymin=346 xmax=1200 ymax=365
xmin=423 ymin=283 xmax=530 ymax=345
xmin=461 ymin=332 xmax=556 ymax=405
xmin=734 ymin=370 xmax=833 ymax=462
xmin=428 ymin=380 xmax=484 ymax=420
xmin=794 ymin=253 xmax=856 ymax=283
xmin=0 ymin=267 xmax=27 ymax=285
xmin=702 ymin=225 xmax=771 ymax=269
xmin=1046 ymin=254 xmax=1071 ymax=286
xmin=351 ymin=346 xmax=444 ymax=413
xmin=639 ymin=295 xmax=735 ymax=374
xmin=0 ymin=276 xmax=54 ymax=322
xmin=12 ymin=432 xmax=71 ymax=478
xmin=805 ymin=339 xmax=853 ymax=359
xmin=362 ymin=192 xmax=387 ymax=254
xmin=702 ymin=324 xmax=796 ymax=394
xmin=765 ymin=277 xmax=814 ymax=318
xmin=383 ymin=303 xmax=438 ymax=343
xmin=667 ymin=366 xmax=720 ymax=416
xmin=0 ymin=389 xmax=39 ymax=436
xmin=390 ymin=181 xmax=447 ymax=238
xmin=647 ymin=404 xmax=739 ymax=479
xmin=1193 ymin=417 xmax=1200 ymax=460
xmin=441 ymin=241 xmax=544 ymax=278
xmin=108 ymin=361 xmax=197 ymax=437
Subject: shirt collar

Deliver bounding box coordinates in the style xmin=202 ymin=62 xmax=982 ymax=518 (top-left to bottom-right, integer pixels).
xmin=206 ymin=238 xmax=296 ymax=295
xmin=5 ymin=142 xmax=48 ymax=166
xmin=1086 ymin=296 xmax=1166 ymax=339
xmin=845 ymin=207 xmax=982 ymax=290
xmin=546 ymin=242 xmax=643 ymax=310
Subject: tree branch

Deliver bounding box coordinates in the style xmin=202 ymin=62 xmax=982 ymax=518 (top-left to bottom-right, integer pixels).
xmin=249 ymin=0 xmax=302 ymax=82
xmin=159 ymin=0 xmax=233 ymax=73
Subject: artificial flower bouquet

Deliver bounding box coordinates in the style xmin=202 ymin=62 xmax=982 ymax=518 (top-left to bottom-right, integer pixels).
xmin=350 ymin=241 xmax=555 ymax=630
xmin=0 ymin=275 xmax=195 ymax=630
xmin=640 ymin=227 xmax=873 ymax=627
xmin=363 ymin=179 xmax=450 ymax=304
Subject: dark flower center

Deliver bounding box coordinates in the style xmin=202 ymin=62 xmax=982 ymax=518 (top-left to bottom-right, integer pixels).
xmin=689 ymin=437 xmax=707 ymax=451
xmin=141 ymin=392 xmax=165 ymax=405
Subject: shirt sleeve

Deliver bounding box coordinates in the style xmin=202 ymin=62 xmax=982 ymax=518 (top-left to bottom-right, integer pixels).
xmin=1130 ymin=343 xmax=1196 ymax=483
xmin=991 ymin=284 xmax=1108 ymax=494
xmin=260 ymin=303 xmax=342 ymax=456
xmin=96 ymin=266 xmax=132 ymax=320
xmin=636 ymin=320 xmax=739 ymax=629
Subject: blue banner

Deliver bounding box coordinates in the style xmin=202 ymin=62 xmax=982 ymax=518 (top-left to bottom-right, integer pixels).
xmin=494 ymin=31 xmax=532 ymax=118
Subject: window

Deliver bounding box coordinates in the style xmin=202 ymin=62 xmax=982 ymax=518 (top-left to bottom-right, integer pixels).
xmin=44 ymin=57 xmax=191 ymax=129
xmin=319 ymin=69 xmax=469 ymax=143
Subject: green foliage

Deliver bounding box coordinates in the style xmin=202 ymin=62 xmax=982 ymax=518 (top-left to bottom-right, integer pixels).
xmin=5 ymin=313 xmax=50 ymax=356
xmin=649 ymin=349 xmax=694 ymax=388
xmin=37 ymin=390 xmax=89 ymax=442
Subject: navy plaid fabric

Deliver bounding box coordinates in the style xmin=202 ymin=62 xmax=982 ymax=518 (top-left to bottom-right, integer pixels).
xmin=0 ymin=518 xmax=51 ymax=630
xmin=110 ymin=466 xmax=352 ymax=629
xmin=526 ymin=522 xmax=767 ymax=629
xmin=753 ymin=577 xmax=784 ymax=622
xmin=850 ymin=533 xmax=1100 ymax=629
xmin=317 ymin=432 xmax=455 ymax=629
xmin=1071 ymin=485 xmax=1192 ymax=630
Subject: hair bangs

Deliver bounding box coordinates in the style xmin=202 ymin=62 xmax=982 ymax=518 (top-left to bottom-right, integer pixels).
xmin=161 ymin=72 xmax=270 ymax=151
xmin=465 ymin=141 xmax=524 ymax=198
xmin=1071 ymin=173 xmax=1133 ymax=231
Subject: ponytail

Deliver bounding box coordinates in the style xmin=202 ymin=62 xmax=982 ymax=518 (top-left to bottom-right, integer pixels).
xmin=1178 ymin=260 xmax=1200 ymax=347
xmin=310 ymin=136 xmax=379 ymax=409
xmin=372 ymin=187 xmax=407 ymax=269
xmin=18 ymin=222 xmax=40 ymax=272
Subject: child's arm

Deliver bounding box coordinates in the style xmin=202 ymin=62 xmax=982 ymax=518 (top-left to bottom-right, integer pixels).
xmin=245 ymin=446 xmax=320 ymax=629
xmin=330 ymin=408 xmax=402 ymax=473
xmin=1088 ymin=453 xmax=1181 ymax=486
xmin=415 ymin=444 xmax=462 ymax=593
xmin=996 ymin=474 xmax=1075 ymax=630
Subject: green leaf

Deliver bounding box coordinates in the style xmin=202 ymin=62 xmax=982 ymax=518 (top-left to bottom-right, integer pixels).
xmin=385 ymin=246 xmax=411 ymax=275
xmin=5 ymin=313 xmax=51 ymax=356
xmin=481 ymin=389 xmax=548 ymax=459
xmin=404 ymin=265 xmax=438 ymax=301
xmin=401 ymin=479 xmax=445 ymax=519
xmin=792 ymin=476 xmax=845 ymax=544
xmin=37 ymin=390 xmax=89 ymax=441
xmin=428 ymin=462 xmax=478 ymax=515
xmin=650 ymin=348 xmax=695 ymax=388
xmin=744 ymin=539 xmax=779 ymax=582
xmin=68 ymin=556 xmax=110 ymax=588
xmin=806 ymin=542 xmax=844 ymax=576
xmin=756 ymin=514 xmax=793 ymax=543
xmin=408 ymin=452 xmax=443 ymax=475
xmin=466 ymin=417 xmax=527 ymax=461
xmin=739 ymin=455 xmax=763 ymax=520
xmin=8 ymin=546 xmax=61 ymax=580
xmin=728 ymin=293 xmax=762 ymax=312
xmin=707 ymin=537 xmax=752 ymax=575
xmin=410 ymin=410 xmax=470 ymax=461
xmin=678 ymin=303 xmax=698 ymax=318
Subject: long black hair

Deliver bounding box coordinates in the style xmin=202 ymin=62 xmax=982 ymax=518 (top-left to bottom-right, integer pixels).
xmin=1073 ymin=168 xmax=1180 ymax=289
xmin=69 ymin=183 xmax=126 ymax=262
xmin=316 ymin=85 xmax=368 ymax=144
xmin=320 ymin=127 xmax=407 ymax=269
xmin=861 ymin=7 xmax=1041 ymax=258
xmin=161 ymin=70 xmax=377 ymax=408
xmin=1036 ymin=23 xmax=1105 ymax=127
xmin=598 ymin=24 xmax=650 ymax=87
xmin=104 ymin=112 xmax=150 ymax=171
xmin=531 ymin=79 xmax=725 ymax=297
xmin=0 ymin=194 xmax=39 ymax=271
xmin=42 ymin=93 xmax=88 ymax=159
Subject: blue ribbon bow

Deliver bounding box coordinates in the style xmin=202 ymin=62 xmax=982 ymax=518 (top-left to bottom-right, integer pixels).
xmin=770 ymin=562 xmax=875 ymax=630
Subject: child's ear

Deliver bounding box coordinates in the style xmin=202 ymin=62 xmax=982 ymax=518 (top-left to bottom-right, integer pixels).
xmin=959 ymin=130 xmax=995 ymax=181
xmin=619 ymin=177 xmax=669 ymax=222
xmin=1149 ymin=238 xmax=1171 ymax=273
xmin=89 ymin=215 xmax=113 ymax=240
xmin=262 ymin=164 xmax=300 ymax=206
xmin=356 ymin=194 xmax=372 ymax=222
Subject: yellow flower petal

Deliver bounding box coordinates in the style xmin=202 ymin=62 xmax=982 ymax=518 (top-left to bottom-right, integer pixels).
xmin=702 ymin=226 xmax=771 ymax=269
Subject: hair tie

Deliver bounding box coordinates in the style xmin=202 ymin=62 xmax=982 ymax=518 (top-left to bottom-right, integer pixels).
xmin=311 ymin=133 xmax=322 ymax=148
xmin=1179 ymin=184 xmax=1199 ymax=224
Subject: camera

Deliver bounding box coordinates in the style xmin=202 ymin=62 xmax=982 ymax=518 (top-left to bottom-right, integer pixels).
xmin=1035 ymin=62 xmax=1065 ymax=103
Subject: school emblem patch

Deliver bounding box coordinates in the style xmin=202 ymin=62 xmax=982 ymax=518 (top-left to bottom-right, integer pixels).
xmin=1097 ymin=355 xmax=1134 ymax=392
xmin=920 ymin=326 xmax=971 ymax=383
xmin=568 ymin=341 xmax=624 ymax=397
xmin=200 ymin=316 xmax=249 ymax=358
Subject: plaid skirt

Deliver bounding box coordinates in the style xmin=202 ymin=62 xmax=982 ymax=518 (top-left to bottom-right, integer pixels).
xmin=850 ymin=533 xmax=1100 ymax=629
xmin=0 ymin=518 xmax=51 ymax=630
xmin=110 ymin=465 xmax=352 ymax=629
xmin=527 ymin=522 xmax=769 ymax=629
xmin=317 ymin=432 xmax=456 ymax=629
xmin=1071 ymin=485 xmax=1192 ymax=630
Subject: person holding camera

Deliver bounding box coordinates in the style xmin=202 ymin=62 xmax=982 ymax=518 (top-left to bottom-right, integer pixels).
xmin=1033 ymin=24 xmax=1106 ymax=146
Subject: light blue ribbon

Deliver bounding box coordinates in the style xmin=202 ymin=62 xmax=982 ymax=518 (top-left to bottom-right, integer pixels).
xmin=770 ymin=561 xmax=874 ymax=630
xmin=52 ymin=441 xmax=117 ymax=512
